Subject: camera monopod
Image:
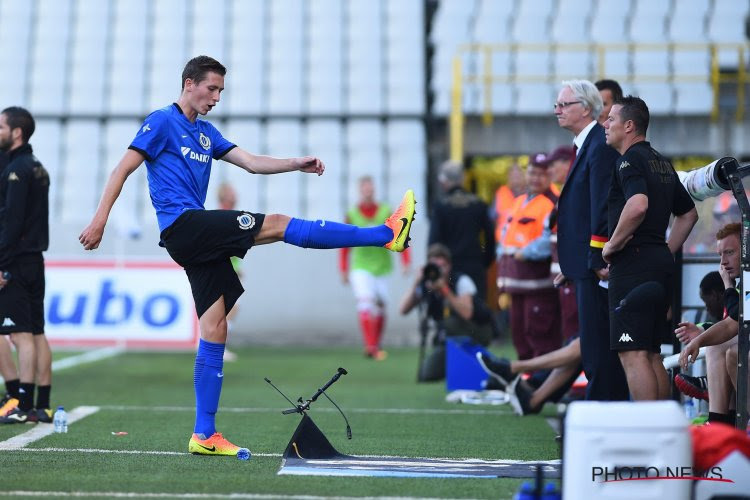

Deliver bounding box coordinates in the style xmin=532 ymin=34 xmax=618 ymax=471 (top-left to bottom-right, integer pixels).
xmin=265 ymin=367 xmax=352 ymax=439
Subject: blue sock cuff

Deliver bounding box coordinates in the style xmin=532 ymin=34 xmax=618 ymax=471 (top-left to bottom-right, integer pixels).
xmin=198 ymin=339 xmax=225 ymax=367
xmin=284 ymin=218 xmax=312 ymax=247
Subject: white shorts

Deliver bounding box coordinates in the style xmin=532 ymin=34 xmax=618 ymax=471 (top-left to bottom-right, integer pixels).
xmin=349 ymin=269 xmax=389 ymax=309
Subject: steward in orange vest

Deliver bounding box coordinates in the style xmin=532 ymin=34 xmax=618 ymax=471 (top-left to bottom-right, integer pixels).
xmin=497 ymin=155 xmax=562 ymax=360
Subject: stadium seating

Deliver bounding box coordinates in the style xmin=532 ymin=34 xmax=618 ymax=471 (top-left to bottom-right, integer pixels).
xmin=2 ymin=0 xmax=747 ymax=234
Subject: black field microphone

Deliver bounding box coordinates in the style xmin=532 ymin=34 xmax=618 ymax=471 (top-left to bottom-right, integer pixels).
xmin=300 ymin=367 xmax=348 ymax=411
xmin=265 ymin=368 xmax=352 ymax=439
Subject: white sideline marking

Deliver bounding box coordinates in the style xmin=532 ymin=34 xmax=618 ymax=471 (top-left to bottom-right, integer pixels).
xmin=99 ymin=404 xmax=511 ymax=416
xmin=0 ymin=406 xmax=100 ymax=449
xmin=0 ymin=346 xmax=125 ymax=383
xmin=1 ymin=492 xmax=461 ymax=500
xmin=10 ymin=447 xmax=279 ymax=457
xmin=5 ymin=446 xmax=561 ymax=466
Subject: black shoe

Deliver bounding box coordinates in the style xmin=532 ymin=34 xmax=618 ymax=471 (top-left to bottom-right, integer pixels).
xmin=675 ymin=373 xmax=709 ymax=401
xmin=476 ymin=353 xmax=517 ymax=389
xmin=0 ymin=407 xmax=32 ymax=424
xmin=32 ymin=408 xmax=53 ymax=423
xmin=508 ymin=378 xmax=541 ymax=416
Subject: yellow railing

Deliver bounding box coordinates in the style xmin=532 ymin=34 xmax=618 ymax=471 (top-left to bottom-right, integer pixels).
xmin=449 ymin=42 xmax=749 ymax=162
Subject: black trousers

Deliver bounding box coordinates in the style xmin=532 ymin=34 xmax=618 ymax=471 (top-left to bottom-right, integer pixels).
xmin=575 ymin=277 xmax=629 ymax=401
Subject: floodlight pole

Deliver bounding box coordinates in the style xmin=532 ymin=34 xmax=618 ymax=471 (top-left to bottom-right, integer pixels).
xmin=722 ymin=158 xmax=749 ymax=429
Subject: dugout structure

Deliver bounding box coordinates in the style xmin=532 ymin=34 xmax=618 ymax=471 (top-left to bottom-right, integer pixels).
xmin=722 ymin=158 xmax=750 ymax=429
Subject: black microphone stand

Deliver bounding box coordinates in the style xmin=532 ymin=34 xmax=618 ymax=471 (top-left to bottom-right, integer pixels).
xmin=266 ymin=367 xmax=352 ymax=439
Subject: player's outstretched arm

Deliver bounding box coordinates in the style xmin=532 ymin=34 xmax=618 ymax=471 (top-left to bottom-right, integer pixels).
xmin=222 ymin=147 xmax=324 ymax=176
xmin=79 ymin=150 xmax=144 ymax=250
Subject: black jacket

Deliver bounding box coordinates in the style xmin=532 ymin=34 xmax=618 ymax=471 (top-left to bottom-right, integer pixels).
xmin=0 ymin=143 xmax=50 ymax=268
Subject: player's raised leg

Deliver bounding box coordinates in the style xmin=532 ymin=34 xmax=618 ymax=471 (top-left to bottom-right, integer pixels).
xmin=255 ymin=190 xmax=417 ymax=252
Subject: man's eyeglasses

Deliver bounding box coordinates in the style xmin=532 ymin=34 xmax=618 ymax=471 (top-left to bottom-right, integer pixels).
xmin=553 ymin=101 xmax=582 ymax=110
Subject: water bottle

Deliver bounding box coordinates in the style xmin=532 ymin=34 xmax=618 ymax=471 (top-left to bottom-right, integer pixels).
xmin=541 ymin=482 xmax=561 ymax=500
xmin=684 ymin=398 xmax=696 ymax=421
xmin=513 ymin=481 xmax=536 ymax=500
xmin=53 ymin=406 xmax=68 ymax=433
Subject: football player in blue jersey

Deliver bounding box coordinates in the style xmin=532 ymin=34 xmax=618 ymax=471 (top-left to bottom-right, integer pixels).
xmin=79 ymin=56 xmax=416 ymax=458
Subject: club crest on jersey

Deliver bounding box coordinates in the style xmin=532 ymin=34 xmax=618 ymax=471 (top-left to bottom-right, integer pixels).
xmin=237 ymin=213 xmax=255 ymax=230
xmin=199 ymin=133 xmax=211 ymax=150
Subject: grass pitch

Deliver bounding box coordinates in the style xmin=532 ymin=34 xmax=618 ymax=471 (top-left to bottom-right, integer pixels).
xmin=0 ymin=345 xmax=560 ymax=499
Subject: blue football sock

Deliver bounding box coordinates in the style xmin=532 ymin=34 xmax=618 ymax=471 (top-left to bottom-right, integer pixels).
xmin=193 ymin=339 xmax=225 ymax=437
xmin=283 ymin=218 xmax=393 ymax=249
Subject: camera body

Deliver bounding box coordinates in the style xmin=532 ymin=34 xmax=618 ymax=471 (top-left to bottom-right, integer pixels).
xmin=421 ymin=262 xmax=442 ymax=286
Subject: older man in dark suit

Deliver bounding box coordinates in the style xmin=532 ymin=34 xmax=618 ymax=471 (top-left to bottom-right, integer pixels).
xmin=554 ymin=79 xmax=629 ymax=401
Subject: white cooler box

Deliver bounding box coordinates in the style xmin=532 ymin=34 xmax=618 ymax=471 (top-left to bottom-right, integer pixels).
xmin=563 ymin=401 xmax=691 ymax=500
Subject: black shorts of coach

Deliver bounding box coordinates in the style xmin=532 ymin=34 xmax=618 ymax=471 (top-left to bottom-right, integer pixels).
xmin=160 ymin=209 xmax=266 ymax=318
xmin=0 ymin=256 xmax=46 ymax=335
xmin=608 ymin=246 xmax=673 ymax=353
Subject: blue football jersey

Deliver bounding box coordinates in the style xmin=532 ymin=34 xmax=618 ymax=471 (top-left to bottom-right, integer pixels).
xmin=129 ymin=104 xmax=235 ymax=231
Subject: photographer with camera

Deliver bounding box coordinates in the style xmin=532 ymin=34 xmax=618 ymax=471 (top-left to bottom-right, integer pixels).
xmin=400 ymin=243 xmax=493 ymax=381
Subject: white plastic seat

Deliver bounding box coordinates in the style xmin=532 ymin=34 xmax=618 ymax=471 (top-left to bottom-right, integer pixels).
xmin=597 ymin=48 xmax=630 ymax=84
xmin=29 ymin=0 xmax=71 ymax=114
xmin=386 ymin=120 xmax=425 ymax=149
xmin=554 ymin=49 xmax=594 ymax=81
xmin=67 ymin=0 xmax=111 ymax=114
xmin=707 ymin=1 xmax=750 ymax=68
xmin=31 ymin=120 xmax=62 ymax=222
xmin=632 ymin=83 xmax=673 ymax=115
xmin=629 ymin=0 xmax=670 ymax=42
xmin=472 ymin=0 xmax=514 ymax=43
xmin=590 ymin=0 xmax=632 ymax=43
xmin=148 ymin=0 xmax=188 ymax=109
xmin=429 ymin=0 xmax=476 ymax=45
xmin=265 ymin=120 xmax=303 ymax=215
xmin=0 ymin=0 xmax=32 ymax=105
xmin=551 ymin=0 xmax=594 ymax=44
xmin=347 ymin=149 xmax=386 ymax=206
xmin=632 ymin=48 xmax=670 ymax=80
xmin=674 ymin=83 xmax=713 ymax=115
xmin=387 ymin=149 xmax=426 ymax=208
xmin=307 ymin=119 xmax=343 ymax=154
xmin=225 ymin=0 xmax=265 ymax=115
xmin=514 ymin=83 xmax=557 ymax=115
xmin=190 ymin=0 xmax=227 ymax=64
xmin=512 ymin=0 xmax=554 ymax=43
xmin=60 ymin=120 xmax=102 ymax=223
xmin=673 ymin=49 xmax=711 ymax=80
xmin=105 ymin=120 xmax=145 ymax=233
xmin=305 ymin=147 xmax=343 ymax=220
xmin=668 ymin=0 xmax=710 ymax=43
xmin=514 ymin=50 xmax=552 ymax=78
xmin=108 ymin=0 xmax=148 ymax=114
